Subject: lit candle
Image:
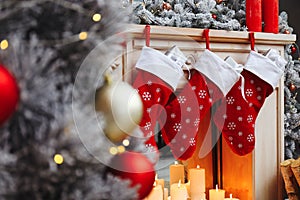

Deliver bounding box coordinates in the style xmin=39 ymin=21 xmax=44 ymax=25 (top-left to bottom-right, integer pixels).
xmin=169 ymin=161 xmax=185 ymax=185
xmin=224 ymin=193 xmax=240 ymax=200
xmin=163 ymin=188 xmax=168 ymax=200
xmin=209 ymin=185 xmax=225 ymax=200
xmin=146 ymin=181 xmax=163 ymax=200
xmin=170 ymin=180 xmax=188 ymax=200
xmin=246 ymin=0 xmax=262 ymax=32
xmin=190 ymin=165 xmax=205 ymax=199
xmin=262 ymin=0 xmax=278 ymax=33
xmin=185 ymin=181 xmax=190 ymax=197
xmin=155 ymin=174 xmax=165 ymax=198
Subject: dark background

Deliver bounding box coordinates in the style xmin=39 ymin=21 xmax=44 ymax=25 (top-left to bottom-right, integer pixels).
xmin=280 ymin=0 xmax=300 ymax=47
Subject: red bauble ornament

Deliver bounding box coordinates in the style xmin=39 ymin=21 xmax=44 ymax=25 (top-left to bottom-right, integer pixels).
xmin=290 ymin=83 xmax=296 ymax=92
xmin=0 ymin=64 xmax=19 ymax=125
xmin=162 ymin=2 xmax=172 ymax=11
xmin=107 ymin=151 xmax=156 ymax=199
xmin=291 ymin=45 xmax=297 ymax=54
xmin=212 ymin=14 xmax=217 ymax=19
xmin=216 ymin=0 xmax=223 ymax=4
xmin=284 ymin=30 xmax=290 ymax=34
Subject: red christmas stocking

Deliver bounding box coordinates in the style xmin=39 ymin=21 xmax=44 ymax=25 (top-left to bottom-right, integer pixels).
xmin=132 ymin=46 xmax=184 ymax=159
xmin=213 ymin=49 xmax=286 ymax=156
xmin=160 ymin=50 xmax=240 ymax=160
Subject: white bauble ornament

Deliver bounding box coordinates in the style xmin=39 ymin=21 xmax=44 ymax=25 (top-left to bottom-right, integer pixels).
xmin=95 ymin=77 xmax=143 ymax=143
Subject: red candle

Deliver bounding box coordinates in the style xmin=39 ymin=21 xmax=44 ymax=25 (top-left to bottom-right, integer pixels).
xmin=262 ymin=0 xmax=279 ymax=33
xmin=246 ymin=0 xmax=262 ymax=32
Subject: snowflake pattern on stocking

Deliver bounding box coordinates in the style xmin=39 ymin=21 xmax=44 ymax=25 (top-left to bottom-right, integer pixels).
xmin=178 ymin=96 xmax=186 ymax=104
xmin=194 ymin=118 xmax=200 ymax=126
xmin=173 ymin=123 xmax=182 ymax=132
xmin=227 ymin=96 xmax=235 ymax=104
xmin=247 ymin=115 xmax=253 ymax=123
xmin=186 ymin=107 xmax=192 ymax=112
xmin=199 ymin=105 xmax=204 ymax=110
xmin=189 ymin=138 xmax=196 ymax=146
xmin=170 ymin=113 xmax=176 ymax=118
xmin=142 ymin=91 xmax=151 ymax=101
xmin=245 ymin=89 xmax=253 ymax=97
xmin=198 ymin=90 xmax=207 ymax=98
xmin=247 ymin=134 xmax=254 ymax=142
xmin=227 ymin=122 xmax=236 ymax=130
xmin=146 ymin=108 xmax=152 ymax=115
xmin=257 ymin=96 xmax=262 ymax=101
xmin=257 ymin=87 xmax=262 ymax=92
xmin=144 ymin=122 xmax=151 ymax=130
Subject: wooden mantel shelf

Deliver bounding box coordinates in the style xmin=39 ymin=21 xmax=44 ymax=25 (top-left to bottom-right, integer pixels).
xmin=125 ymin=24 xmax=296 ymax=45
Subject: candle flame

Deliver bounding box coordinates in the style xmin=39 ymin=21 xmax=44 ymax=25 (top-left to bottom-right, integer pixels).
xmin=230 ymin=194 xmax=233 ymax=199
xmin=177 ymin=180 xmax=181 ymax=188
xmin=153 ymin=181 xmax=157 ymax=187
xmin=216 ymin=184 xmax=218 ymax=191
xmin=174 ymin=161 xmax=178 ymax=165
xmin=197 ymin=165 xmax=200 ymax=169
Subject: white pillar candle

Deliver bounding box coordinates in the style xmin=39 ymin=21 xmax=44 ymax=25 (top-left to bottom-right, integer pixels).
xmin=170 ymin=180 xmax=188 ymax=200
xmin=163 ymin=188 xmax=168 ymax=200
xmin=190 ymin=165 xmax=205 ymax=199
xmin=169 ymin=161 xmax=185 ymax=185
xmin=209 ymin=185 xmax=225 ymax=200
xmin=146 ymin=182 xmax=163 ymax=200
xmin=190 ymin=193 xmax=206 ymax=200
xmin=155 ymin=174 xmax=165 ymax=198
xmin=185 ymin=181 xmax=190 ymax=197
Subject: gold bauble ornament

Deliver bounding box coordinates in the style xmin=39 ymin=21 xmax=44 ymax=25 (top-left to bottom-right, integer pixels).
xmin=95 ymin=76 xmax=143 ymax=143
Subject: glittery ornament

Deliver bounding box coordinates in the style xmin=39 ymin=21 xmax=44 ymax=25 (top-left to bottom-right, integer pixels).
xmin=162 ymin=2 xmax=172 ymax=11
xmin=0 ymin=64 xmax=19 ymax=125
xmin=107 ymin=151 xmax=156 ymax=199
xmin=290 ymin=83 xmax=296 ymax=92
xmin=291 ymin=45 xmax=297 ymax=54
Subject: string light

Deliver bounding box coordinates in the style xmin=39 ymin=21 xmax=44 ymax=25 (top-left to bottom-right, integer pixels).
xmin=92 ymin=13 xmax=102 ymax=22
xmin=0 ymin=39 xmax=8 ymax=50
xmin=117 ymin=145 xmax=125 ymax=153
xmin=109 ymin=147 xmax=118 ymax=155
xmin=122 ymin=139 xmax=130 ymax=147
xmin=54 ymin=154 xmax=64 ymax=165
xmin=79 ymin=32 xmax=88 ymax=40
